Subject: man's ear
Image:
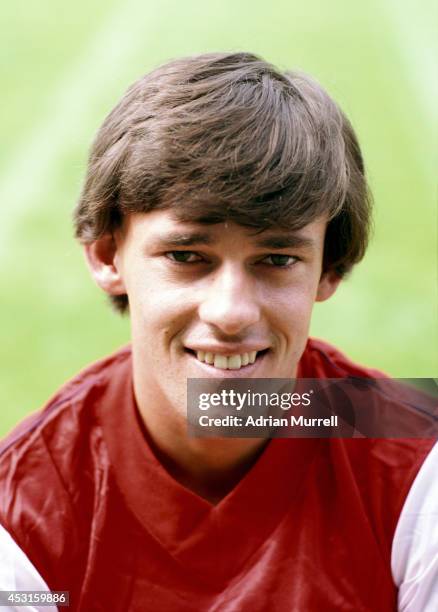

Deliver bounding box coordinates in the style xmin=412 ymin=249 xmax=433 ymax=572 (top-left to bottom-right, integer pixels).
xmin=316 ymin=269 xmax=342 ymax=302
xmin=84 ymin=234 xmax=126 ymax=296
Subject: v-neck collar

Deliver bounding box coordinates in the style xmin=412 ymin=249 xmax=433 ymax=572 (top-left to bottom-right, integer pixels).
xmin=101 ymin=352 xmax=322 ymax=581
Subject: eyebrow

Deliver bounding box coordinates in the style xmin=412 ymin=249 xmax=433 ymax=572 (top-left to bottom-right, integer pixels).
xmin=153 ymin=230 xmax=316 ymax=250
xmin=253 ymin=234 xmax=316 ymax=250
xmin=154 ymin=232 xmax=214 ymax=247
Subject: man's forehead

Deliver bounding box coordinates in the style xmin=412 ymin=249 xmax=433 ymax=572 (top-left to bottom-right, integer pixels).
xmin=125 ymin=210 xmax=327 ymax=249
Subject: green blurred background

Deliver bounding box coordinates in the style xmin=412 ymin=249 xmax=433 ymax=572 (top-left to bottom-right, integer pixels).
xmin=1 ymin=0 xmax=437 ymax=435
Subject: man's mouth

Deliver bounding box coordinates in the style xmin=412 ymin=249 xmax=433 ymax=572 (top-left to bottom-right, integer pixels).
xmin=185 ymin=348 xmax=269 ymax=371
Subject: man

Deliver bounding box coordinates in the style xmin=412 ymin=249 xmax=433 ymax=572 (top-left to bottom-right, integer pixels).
xmin=0 ymin=52 xmax=436 ymax=611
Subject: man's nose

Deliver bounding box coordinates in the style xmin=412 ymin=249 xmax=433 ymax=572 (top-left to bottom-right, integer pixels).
xmin=198 ymin=264 xmax=261 ymax=335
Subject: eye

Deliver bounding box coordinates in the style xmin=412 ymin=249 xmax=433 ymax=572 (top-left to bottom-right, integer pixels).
xmin=261 ymin=254 xmax=298 ymax=267
xmin=165 ymin=251 xmax=203 ymax=263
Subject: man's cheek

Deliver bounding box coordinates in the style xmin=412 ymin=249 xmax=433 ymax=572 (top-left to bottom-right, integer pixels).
xmin=278 ymin=294 xmax=314 ymax=325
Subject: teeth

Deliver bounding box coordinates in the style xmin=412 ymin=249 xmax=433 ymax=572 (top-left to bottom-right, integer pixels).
xmin=227 ymin=355 xmax=242 ymax=369
xmin=214 ymin=355 xmax=228 ymax=369
xmin=193 ymin=350 xmax=262 ymax=370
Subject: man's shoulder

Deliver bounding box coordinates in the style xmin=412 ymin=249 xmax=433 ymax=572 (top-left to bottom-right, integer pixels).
xmin=0 ymin=345 xmax=133 ymax=593
xmin=0 ymin=345 xmax=132 ymax=459
xmin=0 ymin=344 xmax=133 ymax=521
xmin=300 ymin=337 xmax=386 ymax=378
xmin=303 ymin=338 xmax=434 ymax=475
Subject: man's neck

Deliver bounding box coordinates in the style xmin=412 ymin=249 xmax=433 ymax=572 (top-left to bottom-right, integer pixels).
xmin=134 ymin=387 xmax=267 ymax=504
xmin=146 ymin=430 xmax=268 ymax=504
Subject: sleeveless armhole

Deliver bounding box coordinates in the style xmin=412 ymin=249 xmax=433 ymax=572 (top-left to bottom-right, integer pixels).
xmin=391 ymin=442 xmax=438 ymax=611
xmin=0 ymin=524 xmax=58 ymax=612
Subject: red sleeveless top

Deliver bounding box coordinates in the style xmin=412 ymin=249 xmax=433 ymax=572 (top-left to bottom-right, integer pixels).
xmin=0 ymin=340 xmax=434 ymax=611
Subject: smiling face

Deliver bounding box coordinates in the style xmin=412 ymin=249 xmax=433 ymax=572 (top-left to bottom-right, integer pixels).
xmin=86 ymin=209 xmax=340 ymax=432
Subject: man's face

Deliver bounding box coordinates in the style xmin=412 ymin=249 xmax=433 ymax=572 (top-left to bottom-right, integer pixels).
xmin=96 ymin=210 xmax=339 ymax=422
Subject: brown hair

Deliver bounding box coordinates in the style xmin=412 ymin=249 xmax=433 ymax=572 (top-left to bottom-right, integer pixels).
xmin=74 ymin=51 xmax=372 ymax=312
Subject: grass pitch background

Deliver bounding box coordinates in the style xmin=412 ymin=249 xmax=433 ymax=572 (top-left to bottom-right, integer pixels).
xmin=1 ymin=0 xmax=436 ymax=435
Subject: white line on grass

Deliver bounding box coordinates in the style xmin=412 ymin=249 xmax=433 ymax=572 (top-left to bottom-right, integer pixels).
xmin=381 ymin=0 xmax=437 ymax=128
xmin=0 ymin=0 xmax=166 ymax=257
